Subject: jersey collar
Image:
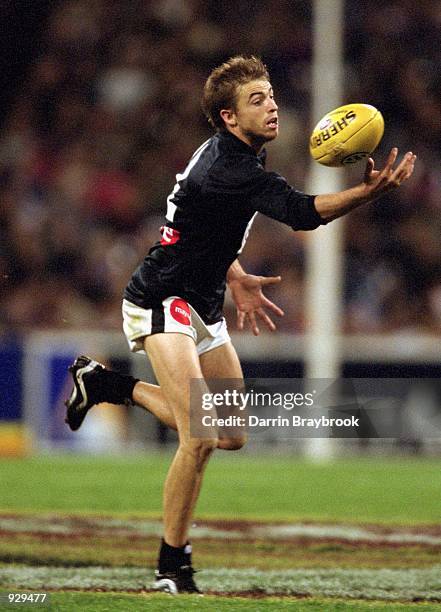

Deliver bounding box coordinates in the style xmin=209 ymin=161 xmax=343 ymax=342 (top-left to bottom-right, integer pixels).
xmin=217 ymin=130 xmax=267 ymax=163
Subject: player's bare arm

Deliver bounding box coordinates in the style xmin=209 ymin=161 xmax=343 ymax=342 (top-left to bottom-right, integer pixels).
xmin=227 ymin=259 xmax=284 ymax=336
xmin=315 ymin=148 xmax=417 ymax=221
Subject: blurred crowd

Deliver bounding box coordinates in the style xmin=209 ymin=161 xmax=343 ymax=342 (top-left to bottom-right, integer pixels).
xmin=0 ymin=0 xmax=440 ymax=335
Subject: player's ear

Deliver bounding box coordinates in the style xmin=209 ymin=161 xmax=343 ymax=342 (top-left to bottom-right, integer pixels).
xmin=220 ymin=108 xmax=237 ymax=128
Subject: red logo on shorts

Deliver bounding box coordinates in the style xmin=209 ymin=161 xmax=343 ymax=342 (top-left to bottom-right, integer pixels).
xmin=170 ymin=299 xmax=191 ymax=325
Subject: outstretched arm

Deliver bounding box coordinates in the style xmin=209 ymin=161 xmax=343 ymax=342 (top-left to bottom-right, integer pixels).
xmin=227 ymin=260 xmax=284 ymax=336
xmin=315 ymin=148 xmax=416 ymax=221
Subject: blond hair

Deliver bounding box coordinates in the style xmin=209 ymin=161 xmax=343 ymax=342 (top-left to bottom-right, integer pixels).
xmin=201 ymin=55 xmax=269 ymax=130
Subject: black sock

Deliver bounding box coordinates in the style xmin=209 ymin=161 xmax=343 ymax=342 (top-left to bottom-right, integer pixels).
xmin=158 ymin=539 xmax=192 ymax=573
xmin=91 ymin=370 xmax=139 ymax=406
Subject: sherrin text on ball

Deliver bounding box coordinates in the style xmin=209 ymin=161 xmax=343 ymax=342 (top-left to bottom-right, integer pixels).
xmin=310 ymin=103 xmax=384 ymax=167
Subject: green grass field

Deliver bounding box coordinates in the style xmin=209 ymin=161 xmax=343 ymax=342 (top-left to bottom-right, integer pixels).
xmin=1 ymin=453 xmax=440 ymax=610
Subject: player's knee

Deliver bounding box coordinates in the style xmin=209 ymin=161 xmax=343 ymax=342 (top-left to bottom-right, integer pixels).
xmin=231 ymin=434 xmax=247 ymax=450
xmin=220 ymin=434 xmax=247 ymax=451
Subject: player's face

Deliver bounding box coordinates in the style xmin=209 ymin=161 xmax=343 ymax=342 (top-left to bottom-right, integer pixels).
xmin=228 ymin=79 xmax=279 ymax=150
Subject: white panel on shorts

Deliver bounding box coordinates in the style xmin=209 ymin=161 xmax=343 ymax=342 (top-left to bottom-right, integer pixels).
xmin=122 ymin=298 xmax=230 ymax=356
xmin=122 ymin=300 xmax=153 ymax=343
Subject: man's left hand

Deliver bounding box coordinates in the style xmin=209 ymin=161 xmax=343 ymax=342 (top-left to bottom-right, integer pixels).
xmin=228 ymin=274 xmax=284 ymax=336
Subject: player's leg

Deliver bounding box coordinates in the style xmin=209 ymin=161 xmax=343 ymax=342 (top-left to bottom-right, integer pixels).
xmin=133 ymin=341 xmax=247 ymax=449
xmin=143 ymin=332 xmax=217 ymax=546
xmin=109 ymin=338 xmax=247 ymax=445
xmin=199 ymin=341 xmax=247 ymax=451
xmin=143 ymin=332 xmax=217 ymax=594
xmin=182 ymin=341 xmax=247 ymax=523
xmin=134 ymin=341 xmax=248 ymax=452
xmin=132 ymin=382 xmax=176 ymax=430
xmin=65 ymin=347 xmax=248 ymax=448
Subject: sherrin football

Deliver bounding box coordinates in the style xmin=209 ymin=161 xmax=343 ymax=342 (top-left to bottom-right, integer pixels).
xmin=309 ymin=103 xmax=384 ymax=167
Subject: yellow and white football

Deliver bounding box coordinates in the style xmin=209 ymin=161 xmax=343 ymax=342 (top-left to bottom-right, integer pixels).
xmin=309 ymin=103 xmax=384 ymax=167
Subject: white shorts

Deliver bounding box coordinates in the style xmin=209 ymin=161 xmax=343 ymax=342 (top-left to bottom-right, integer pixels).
xmin=122 ymin=297 xmax=231 ymax=356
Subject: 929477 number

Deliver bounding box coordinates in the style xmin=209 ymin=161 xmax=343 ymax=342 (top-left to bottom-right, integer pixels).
xmin=6 ymin=593 xmax=47 ymax=603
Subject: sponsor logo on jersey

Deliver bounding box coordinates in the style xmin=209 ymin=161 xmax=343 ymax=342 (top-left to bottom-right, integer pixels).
xmin=170 ymin=298 xmax=191 ymax=325
xmin=160 ymin=226 xmax=181 ymax=245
